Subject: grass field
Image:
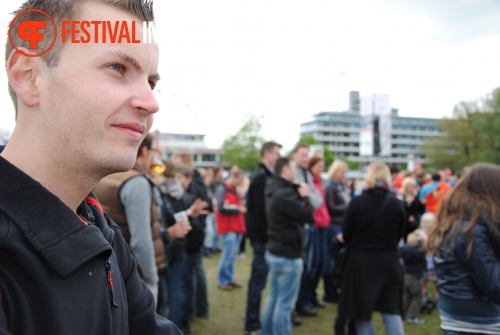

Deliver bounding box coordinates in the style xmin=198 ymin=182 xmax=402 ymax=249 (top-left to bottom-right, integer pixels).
xmin=189 ymin=248 xmax=442 ymax=335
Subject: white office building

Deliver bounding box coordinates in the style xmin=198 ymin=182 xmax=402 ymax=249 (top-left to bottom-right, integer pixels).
xmin=300 ymin=92 xmax=444 ymax=166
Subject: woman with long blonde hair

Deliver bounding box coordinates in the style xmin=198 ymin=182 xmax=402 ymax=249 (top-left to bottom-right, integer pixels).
xmin=428 ymin=163 xmax=500 ymax=335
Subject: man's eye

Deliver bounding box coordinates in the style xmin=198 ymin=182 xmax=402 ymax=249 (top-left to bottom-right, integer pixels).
xmin=149 ymin=80 xmax=156 ymax=90
xmin=108 ymin=63 xmax=125 ymax=73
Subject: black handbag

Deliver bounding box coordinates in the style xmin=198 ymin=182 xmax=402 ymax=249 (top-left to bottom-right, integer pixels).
xmin=332 ymin=246 xmax=349 ymax=281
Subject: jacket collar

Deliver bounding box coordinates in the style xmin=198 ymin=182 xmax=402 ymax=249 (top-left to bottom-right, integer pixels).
xmin=258 ymin=162 xmax=273 ymax=176
xmin=0 ymin=146 xmax=113 ymax=277
xmin=267 ymin=175 xmax=299 ymax=193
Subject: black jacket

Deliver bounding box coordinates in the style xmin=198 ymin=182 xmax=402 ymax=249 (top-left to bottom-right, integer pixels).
xmin=0 ymin=151 xmax=181 ymax=335
xmin=324 ymin=179 xmax=350 ymax=225
xmin=397 ymin=195 xmax=425 ymax=241
xmin=160 ymin=188 xmax=196 ymax=259
xmin=245 ymin=163 xmax=273 ymax=243
xmin=265 ymin=176 xmax=314 ymax=259
xmin=185 ymin=170 xmax=211 ymax=253
xmin=339 ymin=189 xmax=406 ymax=320
xmin=343 ymin=189 xmax=405 ymax=251
xmin=434 ymin=219 xmax=500 ymax=318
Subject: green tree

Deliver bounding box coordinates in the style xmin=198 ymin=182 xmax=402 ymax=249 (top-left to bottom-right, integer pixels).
xmin=421 ymin=88 xmax=500 ymax=171
xmin=474 ymin=88 xmax=500 ymax=164
xmin=344 ymin=159 xmax=361 ymax=171
xmin=221 ymin=115 xmax=264 ymax=172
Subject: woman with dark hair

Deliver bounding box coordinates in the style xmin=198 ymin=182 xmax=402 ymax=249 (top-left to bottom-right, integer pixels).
xmin=428 ymin=163 xmax=500 ymax=335
xmin=338 ymin=162 xmax=406 ymax=335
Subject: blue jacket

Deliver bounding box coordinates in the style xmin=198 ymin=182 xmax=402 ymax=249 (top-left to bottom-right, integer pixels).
xmin=434 ymin=219 xmax=500 ymax=318
xmin=400 ymin=243 xmax=426 ymax=279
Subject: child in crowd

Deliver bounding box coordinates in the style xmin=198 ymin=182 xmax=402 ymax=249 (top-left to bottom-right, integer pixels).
xmin=400 ymin=230 xmax=428 ymax=325
xmin=421 ymin=213 xmax=439 ymax=299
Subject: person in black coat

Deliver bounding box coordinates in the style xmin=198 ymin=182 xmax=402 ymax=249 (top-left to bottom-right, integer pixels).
xmin=244 ymin=141 xmax=281 ymax=334
xmin=261 ymin=158 xmax=315 ymax=335
xmin=397 ymin=176 xmax=425 ymax=241
xmin=174 ymin=165 xmax=211 ymax=330
xmin=338 ymin=162 xmax=406 ymax=335
xmin=158 ymin=160 xmax=207 ymax=333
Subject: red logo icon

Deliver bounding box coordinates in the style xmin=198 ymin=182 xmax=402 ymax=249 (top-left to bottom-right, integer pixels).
xmin=8 ymin=9 xmax=57 ymax=57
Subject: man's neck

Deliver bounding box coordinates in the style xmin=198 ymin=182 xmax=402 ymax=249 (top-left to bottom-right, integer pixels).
xmin=261 ymin=159 xmax=272 ymax=170
xmin=1 ymin=136 xmax=99 ymax=212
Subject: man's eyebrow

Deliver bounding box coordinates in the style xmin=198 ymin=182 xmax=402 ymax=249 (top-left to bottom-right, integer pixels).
xmin=104 ymin=50 xmax=160 ymax=81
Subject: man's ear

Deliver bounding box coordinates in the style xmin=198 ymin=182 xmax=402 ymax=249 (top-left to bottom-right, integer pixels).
xmin=6 ymin=49 xmax=41 ymax=108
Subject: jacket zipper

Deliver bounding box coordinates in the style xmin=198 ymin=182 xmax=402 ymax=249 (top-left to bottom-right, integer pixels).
xmin=104 ymin=259 xmax=119 ymax=334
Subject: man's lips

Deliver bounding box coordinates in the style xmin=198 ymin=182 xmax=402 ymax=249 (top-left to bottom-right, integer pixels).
xmin=112 ymin=123 xmax=146 ymax=140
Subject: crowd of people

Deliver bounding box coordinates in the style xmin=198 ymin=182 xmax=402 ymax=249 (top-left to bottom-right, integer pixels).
xmin=240 ymin=143 xmax=500 ymax=335
xmin=1 ymin=1 xmax=499 ymax=334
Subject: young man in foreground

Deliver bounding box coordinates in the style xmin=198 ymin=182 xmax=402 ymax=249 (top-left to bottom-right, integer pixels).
xmin=0 ymin=0 xmax=181 ymax=334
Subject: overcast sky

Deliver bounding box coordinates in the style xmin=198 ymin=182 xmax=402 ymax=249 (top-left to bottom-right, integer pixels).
xmin=1 ymin=0 xmax=499 ymax=150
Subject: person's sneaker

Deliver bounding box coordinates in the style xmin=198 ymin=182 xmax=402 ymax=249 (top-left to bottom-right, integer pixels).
xmin=296 ymin=305 xmax=318 ymax=316
xmin=311 ymin=299 xmax=326 ymax=308
xmin=228 ymin=282 xmax=243 ymax=288
xmin=236 ymin=252 xmax=246 ymax=259
xmin=291 ymin=311 xmax=302 ymax=326
xmin=243 ymin=330 xmax=261 ymax=335
xmin=203 ymin=249 xmax=213 ymax=258
xmin=217 ymin=284 xmax=233 ymax=291
xmin=406 ymin=317 xmax=425 ymax=325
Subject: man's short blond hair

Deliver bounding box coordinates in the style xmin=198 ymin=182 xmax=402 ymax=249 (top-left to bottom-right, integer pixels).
xmin=6 ymin=0 xmax=155 ymax=117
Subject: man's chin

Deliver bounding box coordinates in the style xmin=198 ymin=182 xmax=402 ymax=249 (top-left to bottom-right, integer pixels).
xmin=99 ymin=156 xmax=137 ymax=176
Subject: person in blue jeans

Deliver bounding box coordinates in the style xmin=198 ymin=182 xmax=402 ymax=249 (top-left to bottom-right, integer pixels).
xmin=174 ymin=164 xmax=211 ymax=334
xmin=244 ymin=141 xmax=281 ymax=335
xmin=215 ymin=169 xmax=247 ymax=290
xmin=262 ymin=158 xmax=314 ymax=335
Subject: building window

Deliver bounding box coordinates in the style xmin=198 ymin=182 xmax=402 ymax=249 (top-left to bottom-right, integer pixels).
xmin=202 ymin=154 xmax=216 ymax=162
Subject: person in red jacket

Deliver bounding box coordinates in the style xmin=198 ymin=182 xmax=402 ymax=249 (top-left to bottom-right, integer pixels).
xmin=215 ymin=168 xmax=247 ymax=290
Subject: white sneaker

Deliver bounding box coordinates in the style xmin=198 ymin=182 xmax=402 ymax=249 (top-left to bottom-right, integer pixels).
xmin=406 ymin=317 xmax=425 ymax=325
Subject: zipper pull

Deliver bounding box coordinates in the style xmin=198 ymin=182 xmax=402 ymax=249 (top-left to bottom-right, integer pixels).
xmin=105 ymin=260 xmax=119 ymax=308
